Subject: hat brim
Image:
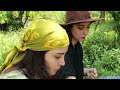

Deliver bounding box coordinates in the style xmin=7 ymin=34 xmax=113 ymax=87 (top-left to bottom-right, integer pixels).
xmin=60 ymin=18 xmax=104 ymax=27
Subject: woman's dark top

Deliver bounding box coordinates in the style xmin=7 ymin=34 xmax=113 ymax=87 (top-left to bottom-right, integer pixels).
xmin=55 ymin=42 xmax=84 ymax=79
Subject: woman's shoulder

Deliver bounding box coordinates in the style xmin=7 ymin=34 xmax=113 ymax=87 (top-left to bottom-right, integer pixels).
xmin=0 ymin=70 xmax=28 ymax=79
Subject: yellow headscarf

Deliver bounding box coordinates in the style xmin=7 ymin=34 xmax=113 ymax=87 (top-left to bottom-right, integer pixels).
xmin=0 ymin=19 xmax=69 ymax=73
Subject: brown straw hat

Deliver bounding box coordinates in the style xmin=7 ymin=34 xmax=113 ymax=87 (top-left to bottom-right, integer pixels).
xmin=61 ymin=11 xmax=104 ymax=26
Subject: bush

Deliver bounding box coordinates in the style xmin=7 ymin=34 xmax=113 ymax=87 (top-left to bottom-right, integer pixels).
xmin=82 ymin=21 xmax=120 ymax=77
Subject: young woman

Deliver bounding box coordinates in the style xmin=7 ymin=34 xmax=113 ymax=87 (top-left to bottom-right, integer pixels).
xmin=0 ymin=19 xmax=69 ymax=79
xmin=55 ymin=11 xmax=104 ymax=79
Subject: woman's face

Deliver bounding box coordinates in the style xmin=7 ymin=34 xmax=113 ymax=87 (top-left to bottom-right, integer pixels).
xmin=71 ymin=22 xmax=91 ymax=42
xmin=44 ymin=46 xmax=68 ymax=76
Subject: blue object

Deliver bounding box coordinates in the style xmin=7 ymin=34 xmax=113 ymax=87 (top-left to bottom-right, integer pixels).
xmin=99 ymin=76 xmax=120 ymax=79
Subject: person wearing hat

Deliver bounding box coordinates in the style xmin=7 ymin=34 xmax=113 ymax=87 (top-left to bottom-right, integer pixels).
xmin=54 ymin=11 xmax=104 ymax=79
xmin=0 ymin=19 xmax=69 ymax=79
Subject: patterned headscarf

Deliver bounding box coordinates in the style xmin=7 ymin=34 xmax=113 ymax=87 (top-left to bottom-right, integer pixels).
xmin=0 ymin=19 xmax=69 ymax=73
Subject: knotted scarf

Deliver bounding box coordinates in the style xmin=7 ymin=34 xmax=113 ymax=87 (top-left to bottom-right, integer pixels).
xmin=0 ymin=19 xmax=69 ymax=73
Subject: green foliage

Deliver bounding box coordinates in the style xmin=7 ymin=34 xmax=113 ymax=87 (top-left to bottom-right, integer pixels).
xmin=83 ymin=20 xmax=120 ymax=77
xmin=0 ymin=11 xmax=24 ymax=31
xmin=0 ymin=11 xmax=8 ymax=23
xmin=108 ymin=11 xmax=120 ymax=45
xmin=90 ymin=11 xmax=100 ymax=18
xmin=28 ymin=11 xmax=65 ymax=24
xmin=0 ymin=11 xmax=65 ymax=31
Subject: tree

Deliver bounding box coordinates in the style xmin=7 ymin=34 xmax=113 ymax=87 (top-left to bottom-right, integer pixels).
xmin=0 ymin=11 xmax=30 ymax=31
xmin=108 ymin=11 xmax=120 ymax=46
xmin=0 ymin=11 xmax=65 ymax=31
xmin=94 ymin=11 xmax=105 ymax=31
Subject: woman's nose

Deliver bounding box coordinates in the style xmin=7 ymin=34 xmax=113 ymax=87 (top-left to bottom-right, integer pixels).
xmin=59 ymin=58 xmax=65 ymax=67
xmin=83 ymin=28 xmax=89 ymax=35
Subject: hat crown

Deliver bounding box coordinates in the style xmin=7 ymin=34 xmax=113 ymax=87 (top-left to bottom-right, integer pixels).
xmin=66 ymin=11 xmax=91 ymax=23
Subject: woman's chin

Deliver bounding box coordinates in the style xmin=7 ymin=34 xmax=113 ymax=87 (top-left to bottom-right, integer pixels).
xmin=49 ymin=69 xmax=59 ymax=76
xmin=49 ymin=71 xmax=56 ymax=76
xmin=79 ymin=39 xmax=85 ymax=42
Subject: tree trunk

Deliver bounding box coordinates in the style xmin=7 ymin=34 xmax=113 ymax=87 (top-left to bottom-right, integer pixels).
xmin=94 ymin=11 xmax=105 ymax=31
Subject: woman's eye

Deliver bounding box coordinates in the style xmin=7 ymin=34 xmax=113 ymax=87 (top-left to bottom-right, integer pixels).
xmin=78 ymin=27 xmax=83 ymax=30
xmin=55 ymin=56 xmax=60 ymax=59
xmin=87 ymin=26 xmax=90 ymax=29
xmin=78 ymin=26 xmax=90 ymax=30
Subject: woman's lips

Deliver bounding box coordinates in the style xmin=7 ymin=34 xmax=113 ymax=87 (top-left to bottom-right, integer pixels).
xmin=81 ymin=37 xmax=85 ymax=39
